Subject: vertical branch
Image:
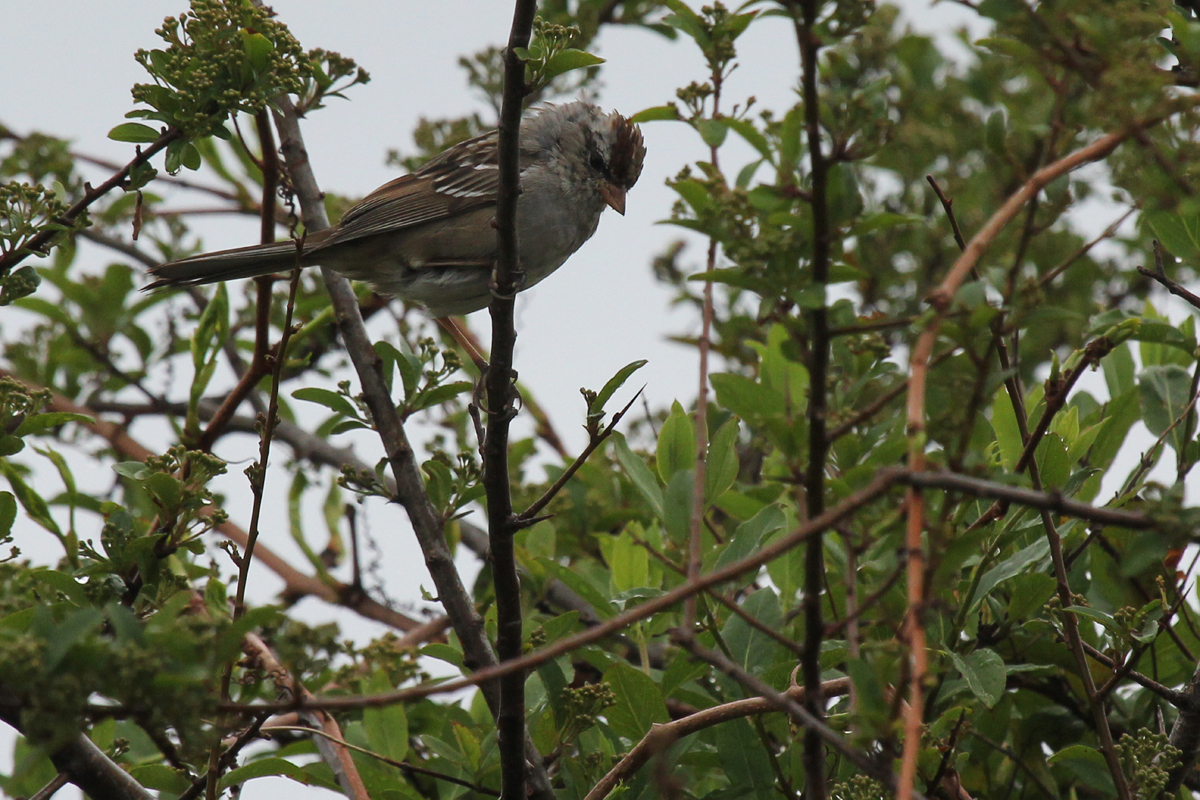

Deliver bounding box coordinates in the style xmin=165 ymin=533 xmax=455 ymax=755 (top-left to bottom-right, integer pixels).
xmin=485 ymin=3 xmax=538 ymax=800
xmin=795 ymin=1 xmax=831 ymax=796
xmin=195 ymin=110 xmax=278 ymax=453
xmin=268 ymin=95 xmax=556 ymax=800
xmin=684 ymin=63 xmax=723 ymax=632
xmin=899 ymin=128 xmax=1135 ymax=800
xmin=207 ymin=257 xmax=303 ymax=800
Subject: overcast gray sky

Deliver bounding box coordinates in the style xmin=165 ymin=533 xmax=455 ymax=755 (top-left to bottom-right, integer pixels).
xmin=0 ymin=3 xmax=991 ymax=797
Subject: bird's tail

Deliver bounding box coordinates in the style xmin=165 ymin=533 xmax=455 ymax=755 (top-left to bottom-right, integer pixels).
xmin=145 ymin=240 xmax=310 ymax=290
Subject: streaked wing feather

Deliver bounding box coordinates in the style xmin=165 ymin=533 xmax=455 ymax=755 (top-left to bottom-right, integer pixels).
xmin=314 ymin=128 xmax=510 ymax=251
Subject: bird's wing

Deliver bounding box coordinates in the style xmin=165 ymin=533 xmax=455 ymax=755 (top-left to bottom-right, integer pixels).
xmin=314 ymin=130 xmax=502 ymax=253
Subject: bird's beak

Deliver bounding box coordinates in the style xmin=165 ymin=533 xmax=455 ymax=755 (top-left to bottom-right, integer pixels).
xmin=600 ymin=182 xmax=627 ymax=215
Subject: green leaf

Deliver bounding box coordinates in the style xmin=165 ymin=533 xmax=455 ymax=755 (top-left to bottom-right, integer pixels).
xmin=845 ymin=658 xmax=889 ymax=719
xmin=0 ymin=491 xmax=15 ymax=536
xmin=542 ymin=49 xmax=605 ymax=80
xmin=1143 ymin=210 xmax=1200 ymax=261
xmin=989 ymin=385 xmax=1022 ymax=470
xmin=590 ymin=360 xmax=647 ymax=415
xmin=1065 ymin=605 xmax=1121 ymax=635
xmin=219 ymin=757 xmax=304 ymax=790
xmin=747 ymin=185 xmax=789 ymax=212
xmin=113 ymin=461 xmax=148 ymax=480
xmin=132 ymin=764 xmax=193 ymax=793
xmin=609 ymin=530 xmax=650 ymax=594
xmin=614 ymin=434 xmax=663 ymax=519
xmin=242 ymin=31 xmax=276 ymax=73
xmin=973 ymin=537 xmax=1050 ymax=610
xmin=602 ymin=662 xmax=668 ymax=741
xmin=714 ymin=718 xmax=775 ymax=797
xmin=711 ymin=373 xmax=784 ymax=419
xmin=43 ymin=607 xmax=103 ymax=669
xmin=1007 ymin=573 xmax=1057 ymax=621
xmin=693 ymin=119 xmax=727 ymax=148
xmin=661 ymin=0 xmax=711 ymax=48
xmin=1102 ymin=342 xmax=1135 ymax=399
xmin=721 ymin=587 xmax=783 ymax=674
xmin=362 ymin=670 xmax=408 ymax=763
xmin=715 ymin=505 xmax=784 ymax=571
xmin=630 ymin=105 xmax=680 ymax=123
xmin=419 ymin=643 xmax=464 ymax=668
xmin=538 ymin=559 xmax=613 ymax=619
xmin=144 ymin=472 xmax=182 ymax=510
xmin=29 ymin=568 xmax=88 ymax=606
xmin=656 ymin=402 xmax=695 ymax=483
xmin=1047 ymin=744 xmax=1113 ymax=794
xmin=950 ymin=648 xmax=1005 ymax=708
xmin=704 ymin=418 xmax=739 ymax=503
xmin=13 ymin=412 xmax=93 ymax=437
xmin=411 ymin=381 xmax=473 ymax=412
xmin=108 ymin=122 xmax=162 ymax=143
xmin=724 ymin=117 xmax=772 ymax=160
xmin=1035 ymin=432 xmax=1070 ymax=488
xmin=180 ymin=141 xmax=201 ymax=171
xmin=292 ymin=387 xmax=358 ymax=419
xmin=661 ymin=469 xmax=694 ymax=542
xmin=451 ymin=722 xmax=482 ymax=772
xmin=1139 ymin=364 xmax=1193 ymax=455
xmin=778 ymin=105 xmax=803 ymax=175
xmin=3 ymin=462 xmax=62 ymax=537
xmin=671 ymin=179 xmax=712 ymax=214
xmin=1089 ymin=389 xmax=1140 ymax=469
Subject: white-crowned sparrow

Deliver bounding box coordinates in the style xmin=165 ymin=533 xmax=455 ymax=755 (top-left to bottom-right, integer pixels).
xmin=147 ymin=102 xmax=646 ymax=316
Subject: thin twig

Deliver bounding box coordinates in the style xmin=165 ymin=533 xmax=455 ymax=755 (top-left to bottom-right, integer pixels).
xmin=1139 ymin=239 xmax=1200 ymax=311
xmin=260 ymin=726 xmax=499 ymax=796
xmin=685 ymin=20 xmax=724 ymax=635
xmin=673 ymin=637 xmax=924 ymax=799
xmin=241 ymin=633 xmax=369 ymax=800
xmin=0 ymin=127 xmax=183 ymax=272
xmin=897 ymin=471 xmax=1153 ymax=528
xmin=583 ymin=678 xmax=851 ymax=800
xmin=518 ymin=390 xmax=641 ymax=521
xmin=1037 ymin=208 xmax=1134 ymax=289
xmin=208 ymin=471 xmax=903 ymax=714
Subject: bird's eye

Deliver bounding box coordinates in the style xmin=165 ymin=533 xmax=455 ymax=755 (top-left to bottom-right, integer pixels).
xmin=589 ymin=153 xmax=606 ymax=172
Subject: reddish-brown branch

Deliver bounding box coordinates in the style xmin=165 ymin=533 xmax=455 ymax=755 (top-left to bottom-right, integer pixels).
xmin=900 ymin=126 xmax=1137 ymax=800
xmin=584 ymin=678 xmax=851 ymax=800
xmin=241 ymin=633 xmax=369 ymax=800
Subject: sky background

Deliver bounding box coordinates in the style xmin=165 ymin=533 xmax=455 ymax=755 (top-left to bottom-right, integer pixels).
xmin=5 ymin=2 xmax=1181 ymax=799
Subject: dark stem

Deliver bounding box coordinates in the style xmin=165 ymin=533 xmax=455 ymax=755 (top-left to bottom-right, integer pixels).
xmin=1139 ymin=239 xmax=1200 ymax=310
xmin=486 ymin=5 xmax=537 ymax=799
xmin=796 ymin=2 xmax=830 ymax=796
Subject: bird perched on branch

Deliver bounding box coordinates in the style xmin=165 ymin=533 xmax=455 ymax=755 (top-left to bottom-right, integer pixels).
xmin=147 ymin=102 xmax=646 ymax=316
